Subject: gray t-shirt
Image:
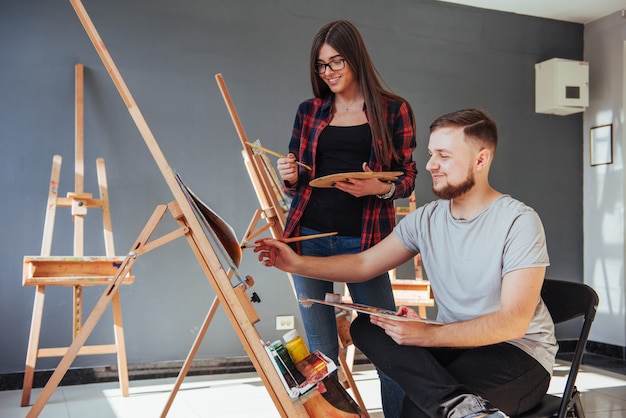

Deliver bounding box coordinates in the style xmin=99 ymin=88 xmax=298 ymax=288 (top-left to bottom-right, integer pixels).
xmin=394 ymin=194 xmax=557 ymax=373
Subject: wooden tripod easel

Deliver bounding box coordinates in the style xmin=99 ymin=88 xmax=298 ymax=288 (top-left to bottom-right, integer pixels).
xmin=21 ymin=63 xmax=133 ymax=408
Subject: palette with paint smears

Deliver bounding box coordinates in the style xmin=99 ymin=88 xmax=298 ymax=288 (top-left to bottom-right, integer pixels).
xmin=309 ymin=171 xmax=403 ymax=188
xmin=299 ymin=297 xmax=443 ymax=324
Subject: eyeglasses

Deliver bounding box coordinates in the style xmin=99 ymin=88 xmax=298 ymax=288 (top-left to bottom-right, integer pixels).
xmin=314 ymin=59 xmax=346 ymax=74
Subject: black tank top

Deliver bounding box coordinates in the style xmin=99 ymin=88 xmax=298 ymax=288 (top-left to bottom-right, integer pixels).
xmin=300 ymin=123 xmax=371 ymax=236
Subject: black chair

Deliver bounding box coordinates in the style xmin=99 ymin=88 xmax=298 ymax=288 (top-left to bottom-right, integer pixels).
xmin=516 ymin=278 xmax=599 ymax=418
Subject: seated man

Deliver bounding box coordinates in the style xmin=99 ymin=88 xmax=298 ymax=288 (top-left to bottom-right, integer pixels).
xmin=255 ymin=108 xmax=556 ymax=417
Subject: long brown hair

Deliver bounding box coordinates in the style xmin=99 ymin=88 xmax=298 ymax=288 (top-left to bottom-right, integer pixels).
xmin=309 ymin=20 xmax=414 ymax=168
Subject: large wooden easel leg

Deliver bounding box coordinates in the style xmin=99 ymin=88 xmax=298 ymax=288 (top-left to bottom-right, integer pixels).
xmin=21 ymin=286 xmax=46 ymax=407
xmin=25 ymin=205 xmax=169 ymax=418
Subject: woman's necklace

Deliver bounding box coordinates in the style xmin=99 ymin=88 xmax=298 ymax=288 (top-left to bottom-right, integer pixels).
xmin=335 ymin=96 xmax=362 ymax=113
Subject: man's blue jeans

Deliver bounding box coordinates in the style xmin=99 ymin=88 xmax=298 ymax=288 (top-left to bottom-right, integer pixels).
xmin=291 ymin=226 xmax=405 ymax=417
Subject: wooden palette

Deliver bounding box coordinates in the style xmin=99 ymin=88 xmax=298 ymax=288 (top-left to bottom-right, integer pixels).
xmin=298 ymin=297 xmax=442 ymax=324
xmin=309 ymin=171 xmax=403 ymax=188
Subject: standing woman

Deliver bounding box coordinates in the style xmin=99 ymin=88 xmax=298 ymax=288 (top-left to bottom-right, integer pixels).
xmin=277 ymin=20 xmax=417 ymax=417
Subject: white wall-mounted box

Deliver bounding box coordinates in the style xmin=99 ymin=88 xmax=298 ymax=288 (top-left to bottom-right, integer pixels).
xmin=535 ymin=58 xmax=589 ymax=116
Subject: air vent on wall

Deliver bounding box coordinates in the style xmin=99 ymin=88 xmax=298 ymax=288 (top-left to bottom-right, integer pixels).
xmin=535 ymin=58 xmax=589 ymax=116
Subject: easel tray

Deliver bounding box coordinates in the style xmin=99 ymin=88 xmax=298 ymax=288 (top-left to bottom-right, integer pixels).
xmin=23 ymin=256 xmax=135 ymax=286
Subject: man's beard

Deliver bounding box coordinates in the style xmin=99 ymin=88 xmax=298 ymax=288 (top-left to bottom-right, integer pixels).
xmin=432 ymin=169 xmax=475 ymax=200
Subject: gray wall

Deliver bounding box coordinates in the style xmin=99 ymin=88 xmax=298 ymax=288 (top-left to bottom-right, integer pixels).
xmin=0 ymin=0 xmax=584 ymax=375
xmin=583 ymin=11 xmax=626 ymax=348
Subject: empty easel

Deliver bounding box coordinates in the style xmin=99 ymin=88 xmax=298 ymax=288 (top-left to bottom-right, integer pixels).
xmin=21 ymin=63 xmax=134 ymax=407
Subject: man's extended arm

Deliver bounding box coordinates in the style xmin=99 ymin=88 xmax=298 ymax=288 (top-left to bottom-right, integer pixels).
xmin=371 ymin=266 xmax=546 ymax=347
xmin=255 ymin=232 xmax=415 ymax=283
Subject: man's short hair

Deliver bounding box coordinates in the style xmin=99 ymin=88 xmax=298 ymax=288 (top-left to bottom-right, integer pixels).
xmin=430 ymin=108 xmax=498 ymax=150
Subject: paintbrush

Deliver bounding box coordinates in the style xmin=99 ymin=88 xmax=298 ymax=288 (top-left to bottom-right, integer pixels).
xmin=241 ymin=232 xmax=338 ymax=248
xmin=246 ymin=141 xmax=312 ymax=171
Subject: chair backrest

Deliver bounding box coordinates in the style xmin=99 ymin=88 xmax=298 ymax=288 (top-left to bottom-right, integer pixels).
xmin=541 ymin=279 xmax=599 ymax=418
xmin=541 ymin=279 xmax=599 ymax=325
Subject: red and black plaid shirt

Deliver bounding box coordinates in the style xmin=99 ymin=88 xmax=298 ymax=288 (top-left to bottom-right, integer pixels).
xmin=283 ymin=95 xmax=417 ymax=252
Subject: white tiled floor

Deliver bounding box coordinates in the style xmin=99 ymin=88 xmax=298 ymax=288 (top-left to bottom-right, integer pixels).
xmin=2 ymin=361 xmax=626 ymax=417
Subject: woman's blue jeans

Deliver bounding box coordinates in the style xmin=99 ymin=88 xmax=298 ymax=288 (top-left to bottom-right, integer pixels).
xmin=292 ymin=226 xmax=405 ymax=417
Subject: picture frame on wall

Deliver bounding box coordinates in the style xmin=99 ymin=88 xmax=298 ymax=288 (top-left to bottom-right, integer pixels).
xmin=590 ymin=124 xmax=613 ymax=166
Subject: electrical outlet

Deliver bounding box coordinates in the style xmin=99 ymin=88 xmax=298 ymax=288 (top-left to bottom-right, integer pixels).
xmin=276 ymin=315 xmax=294 ymax=330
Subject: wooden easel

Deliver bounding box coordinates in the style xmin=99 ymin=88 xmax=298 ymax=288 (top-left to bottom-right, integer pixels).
xmin=21 ymin=63 xmax=133 ymax=408
xmin=25 ymin=1 xmax=356 ymax=417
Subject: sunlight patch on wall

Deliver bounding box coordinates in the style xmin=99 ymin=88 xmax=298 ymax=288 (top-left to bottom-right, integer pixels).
xmin=591 ymin=256 xmax=624 ymax=317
